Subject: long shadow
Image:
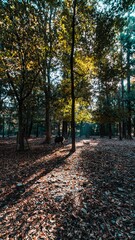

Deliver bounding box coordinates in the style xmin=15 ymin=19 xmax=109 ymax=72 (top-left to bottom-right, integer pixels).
xmin=0 ymin=139 xmax=73 ymax=239
xmin=0 ymin=139 xmax=72 ymax=210
xmin=1 ymin=138 xmax=135 ymax=239
xmin=54 ymin=139 xmax=135 ymax=240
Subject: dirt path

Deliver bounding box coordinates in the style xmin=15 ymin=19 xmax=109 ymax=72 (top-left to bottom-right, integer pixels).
xmin=0 ymin=138 xmax=135 ymax=239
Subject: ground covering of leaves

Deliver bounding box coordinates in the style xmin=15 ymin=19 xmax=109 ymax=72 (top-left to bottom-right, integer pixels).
xmin=0 ymin=137 xmax=135 ymax=240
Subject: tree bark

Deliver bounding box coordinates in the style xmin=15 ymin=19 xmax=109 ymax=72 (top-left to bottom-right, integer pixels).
xmin=17 ymin=102 xmax=25 ymax=151
xmin=121 ymin=79 xmax=127 ymax=138
xmin=36 ymin=123 xmax=39 ymax=138
xmin=133 ymin=117 xmax=135 ymax=137
xmin=100 ymin=124 xmax=105 ymax=138
xmin=2 ymin=115 xmax=5 ymax=138
xmin=28 ymin=118 xmax=33 ymax=138
xmin=70 ymin=0 xmax=76 ymax=152
xmin=62 ymin=121 xmax=68 ymax=137
xmin=45 ymin=71 xmax=51 ymax=143
xmin=108 ymin=123 xmax=112 ymax=139
xmin=7 ymin=112 xmax=12 ymax=137
xmin=45 ymin=103 xmax=51 ymax=143
xmin=44 ymin=7 xmax=54 ymax=144
xmin=126 ymin=34 xmax=132 ymax=139
xmin=119 ymin=122 xmax=122 ymax=140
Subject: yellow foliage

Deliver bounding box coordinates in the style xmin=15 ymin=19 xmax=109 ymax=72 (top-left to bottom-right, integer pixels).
xmin=26 ymin=61 xmax=35 ymax=70
xmin=75 ymin=100 xmax=92 ymax=123
xmin=76 ymin=56 xmax=95 ymax=75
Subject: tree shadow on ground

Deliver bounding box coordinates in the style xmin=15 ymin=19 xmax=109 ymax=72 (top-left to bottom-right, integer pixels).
xmin=54 ymin=139 xmax=135 ymax=240
xmin=0 ymin=138 xmax=135 ymax=239
xmin=0 ymin=138 xmax=72 ymax=210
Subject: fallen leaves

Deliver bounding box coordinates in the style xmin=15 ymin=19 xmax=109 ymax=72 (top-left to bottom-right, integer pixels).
xmin=0 ymin=138 xmax=135 ymax=239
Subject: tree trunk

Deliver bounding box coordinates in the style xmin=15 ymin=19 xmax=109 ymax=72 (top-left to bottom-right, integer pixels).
xmin=43 ymin=59 xmax=51 ymax=144
xmin=7 ymin=112 xmax=12 ymax=137
xmin=118 ymin=88 xmax=122 ymax=140
xmin=121 ymin=80 xmax=127 ymax=138
xmin=119 ymin=122 xmax=122 ymax=140
xmin=25 ymin=114 xmax=33 ymax=139
xmin=44 ymin=8 xmax=54 ymax=144
xmin=57 ymin=122 xmax=61 ymax=136
xmin=70 ymin=0 xmax=76 ymax=152
xmin=2 ymin=115 xmax=5 ymax=138
xmin=108 ymin=123 xmax=112 ymax=139
xmin=36 ymin=123 xmax=39 ymax=138
xmin=122 ymin=120 xmax=126 ymax=138
xmin=62 ymin=121 xmax=68 ymax=138
xmin=127 ymin=40 xmax=132 ymax=139
xmin=100 ymin=124 xmax=105 ymax=138
xmin=133 ymin=117 xmax=135 ymax=137
xmin=45 ymin=79 xmax=51 ymax=143
xmin=17 ymin=102 xmax=25 ymax=151
xmin=28 ymin=118 xmax=33 ymax=138
xmin=45 ymin=104 xmax=51 ymax=143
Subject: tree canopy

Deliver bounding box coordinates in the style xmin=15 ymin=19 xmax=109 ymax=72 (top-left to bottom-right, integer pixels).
xmin=0 ymin=0 xmax=135 ymax=149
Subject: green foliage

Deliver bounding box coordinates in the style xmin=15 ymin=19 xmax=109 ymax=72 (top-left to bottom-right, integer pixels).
xmin=0 ymin=1 xmax=41 ymax=101
xmin=0 ymin=0 xmax=135 ymax=141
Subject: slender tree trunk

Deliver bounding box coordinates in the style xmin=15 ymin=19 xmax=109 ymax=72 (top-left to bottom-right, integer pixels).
xmin=57 ymin=122 xmax=61 ymax=136
xmin=133 ymin=117 xmax=135 ymax=137
xmin=43 ymin=58 xmax=51 ymax=144
xmin=36 ymin=123 xmax=39 ymax=138
xmin=45 ymin=54 xmax=52 ymax=143
xmin=25 ymin=113 xmax=29 ymax=139
xmin=127 ymin=40 xmax=132 ymax=139
xmin=121 ymin=79 xmax=126 ymax=138
xmin=45 ymin=69 xmax=51 ymax=143
xmin=17 ymin=102 xmax=24 ymax=151
xmin=118 ymin=90 xmax=122 ymax=140
xmin=2 ymin=115 xmax=5 ymax=138
xmin=44 ymin=8 xmax=54 ymax=144
xmin=119 ymin=122 xmax=122 ymax=140
xmin=7 ymin=112 xmax=12 ymax=137
xmin=28 ymin=118 xmax=33 ymax=138
xmin=108 ymin=123 xmax=112 ymax=139
xmin=70 ymin=0 xmax=76 ymax=152
xmin=25 ymin=112 xmax=33 ymax=138
xmin=62 ymin=121 xmax=68 ymax=137
xmin=100 ymin=124 xmax=105 ymax=138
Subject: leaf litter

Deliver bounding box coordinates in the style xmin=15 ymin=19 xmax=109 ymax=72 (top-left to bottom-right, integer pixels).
xmin=0 ymin=138 xmax=134 ymax=239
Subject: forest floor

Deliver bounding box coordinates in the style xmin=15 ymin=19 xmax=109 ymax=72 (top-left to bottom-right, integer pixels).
xmin=0 ymin=137 xmax=135 ymax=240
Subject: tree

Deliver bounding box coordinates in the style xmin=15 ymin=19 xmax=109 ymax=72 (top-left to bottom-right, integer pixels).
xmin=91 ymin=12 xmax=120 ymax=137
xmin=1 ymin=0 xmax=134 ymax=145
xmin=70 ymin=0 xmax=77 ymax=152
xmin=120 ymin=15 xmax=135 ymax=138
xmin=0 ymin=1 xmax=41 ymax=150
xmin=34 ymin=0 xmax=61 ymax=143
xmin=56 ymin=0 xmax=97 ymax=149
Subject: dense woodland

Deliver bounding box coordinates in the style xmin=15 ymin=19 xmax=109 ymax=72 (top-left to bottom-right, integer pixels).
xmin=0 ymin=0 xmax=135 ymax=151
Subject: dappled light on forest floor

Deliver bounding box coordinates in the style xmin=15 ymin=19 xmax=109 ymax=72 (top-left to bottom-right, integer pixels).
xmin=0 ymin=138 xmax=135 ymax=239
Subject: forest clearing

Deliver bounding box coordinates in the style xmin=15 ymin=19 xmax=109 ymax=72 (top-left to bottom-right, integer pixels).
xmin=0 ymin=138 xmax=134 ymax=239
